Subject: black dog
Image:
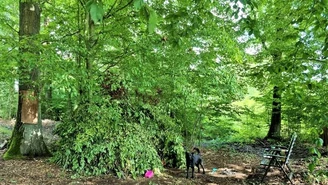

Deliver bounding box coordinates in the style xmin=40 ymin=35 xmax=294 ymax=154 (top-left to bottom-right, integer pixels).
xmin=185 ymin=147 xmax=205 ymax=178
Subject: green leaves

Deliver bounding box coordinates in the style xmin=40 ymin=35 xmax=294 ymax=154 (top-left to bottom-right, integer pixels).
xmin=323 ymin=0 xmax=328 ymax=6
xmin=86 ymin=0 xmax=105 ymax=23
xmin=51 ymin=101 xmax=163 ymax=177
xmin=133 ymin=0 xmax=144 ymax=10
xmin=139 ymin=5 xmax=158 ymax=34
xmin=308 ymin=138 xmax=324 ymax=173
xmin=148 ymin=8 xmax=157 ymax=33
xmin=308 ymin=162 xmax=316 ymax=173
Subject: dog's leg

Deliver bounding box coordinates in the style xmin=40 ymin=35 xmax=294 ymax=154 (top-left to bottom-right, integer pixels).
xmin=186 ymin=165 xmax=189 ymax=178
xmin=185 ymin=151 xmax=190 ymax=178
xmin=200 ymin=161 xmax=205 ymax=174
xmin=191 ymin=154 xmax=196 ymax=178
xmin=191 ymin=165 xmax=195 ymax=178
xmin=196 ymin=163 xmax=200 ymax=173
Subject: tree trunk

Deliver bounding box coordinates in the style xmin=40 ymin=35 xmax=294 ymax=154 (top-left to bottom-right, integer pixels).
xmin=76 ymin=1 xmax=94 ymax=105
xmin=3 ymin=1 xmax=49 ymax=159
xmin=321 ymin=127 xmax=328 ymax=147
xmin=266 ymin=85 xmax=282 ymax=139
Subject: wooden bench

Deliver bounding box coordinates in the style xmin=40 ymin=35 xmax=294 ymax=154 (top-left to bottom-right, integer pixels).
xmin=260 ymin=133 xmax=297 ymax=184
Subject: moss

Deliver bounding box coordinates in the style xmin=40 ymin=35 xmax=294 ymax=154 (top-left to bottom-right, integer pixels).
xmin=3 ymin=124 xmax=51 ymax=160
xmin=3 ymin=128 xmax=24 ymax=160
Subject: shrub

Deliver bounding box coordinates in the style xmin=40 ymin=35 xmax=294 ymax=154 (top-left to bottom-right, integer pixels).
xmin=51 ymin=102 xmax=163 ymax=178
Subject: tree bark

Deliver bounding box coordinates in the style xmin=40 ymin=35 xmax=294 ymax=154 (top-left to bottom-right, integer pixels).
xmin=4 ymin=1 xmax=50 ymax=159
xmin=266 ymin=85 xmax=282 ymax=139
xmin=321 ymin=127 xmax=328 ymax=147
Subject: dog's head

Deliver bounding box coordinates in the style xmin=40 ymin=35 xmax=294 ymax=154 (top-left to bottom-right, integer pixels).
xmin=193 ymin=147 xmax=200 ymax=154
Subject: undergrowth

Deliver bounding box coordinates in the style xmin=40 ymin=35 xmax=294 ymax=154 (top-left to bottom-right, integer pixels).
xmin=50 ymin=100 xmax=184 ymax=178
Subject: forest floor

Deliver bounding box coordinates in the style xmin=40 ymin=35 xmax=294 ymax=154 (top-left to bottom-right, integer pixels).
xmin=0 ymin=119 xmax=327 ymax=185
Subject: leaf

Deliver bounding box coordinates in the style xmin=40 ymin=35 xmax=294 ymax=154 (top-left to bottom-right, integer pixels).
xmin=86 ymin=0 xmax=94 ymax=11
xmin=239 ymin=0 xmax=247 ymax=5
xmin=90 ymin=2 xmax=104 ymax=23
xmin=313 ymin=148 xmax=319 ymax=155
xmin=296 ymin=93 xmax=302 ymax=100
xmin=250 ymin=1 xmax=258 ymax=9
xmin=148 ymin=8 xmax=157 ymax=33
xmin=139 ymin=5 xmax=148 ymax=21
xmin=308 ymin=163 xmax=315 ymax=172
xmin=253 ymin=29 xmax=260 ymax=38
xmin=323 ymin=50 xmax=328 ymax=57
xmin=134 ymin=0 xmax=144 ymax=10
xmin=322 ymin=0 xmax=328 ymax=6
xmin=316 ymin=138 xmax=323 ymax=147
xmin=234 ymin=12 xmax=238 ymax=19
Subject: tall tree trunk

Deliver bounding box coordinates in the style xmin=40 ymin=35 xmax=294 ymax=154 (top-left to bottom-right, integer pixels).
xmin=77 ymin=0 xmax=94 ymax=105
xmin=266 ymin=85 xmax=282 ymax=139
xmin=4 ymin=0 xmax=49 ymax=159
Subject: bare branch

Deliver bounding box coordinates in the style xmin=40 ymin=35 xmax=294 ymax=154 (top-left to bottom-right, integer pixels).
xmin=41 ymin=30 xmax=80 ymax=44
xmin=4 ymin=22 xmax=18 ymax=34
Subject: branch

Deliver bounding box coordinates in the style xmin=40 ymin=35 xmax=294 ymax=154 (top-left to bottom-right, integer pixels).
xmin=62 ymin=30 xmax=81 ymax=39
xmin=98 ymin=44 xmax=132 ymax=70
xmin=294 ymin=57 xmax=327 ymax=63
xmin=41 ymin=30 xmax=80 ymax=44
xmin=4 ymin=22 xmax=18 ymax=34
xmin=104 ymin=0 xmax=134 ymax=19
xmin=107 ymin=0 xmax=118 ymax=15
xmin=106 ymin=48 xmax=132 ymax=68
xmin=79 ymin=0 xmax=86 ymax=9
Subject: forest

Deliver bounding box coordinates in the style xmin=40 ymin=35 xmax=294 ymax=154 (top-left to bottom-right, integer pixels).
xmin=0 ymin=0 xmax=328 ymax=184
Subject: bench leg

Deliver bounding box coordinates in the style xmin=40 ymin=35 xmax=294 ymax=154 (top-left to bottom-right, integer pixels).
xmin=286 ymin=164 xmax=292 ymax=172
xmin=279 ymin=164 xmax=293 ymax=185
xmin=261 ymin=158 xmax=275 ymax=183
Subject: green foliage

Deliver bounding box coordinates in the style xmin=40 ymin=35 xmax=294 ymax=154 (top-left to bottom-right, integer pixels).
xmin=86 ymin=0 xmax=105 ymax=23
xmin=200 ymin=86 xmax=267 ymax=143
xmin=147 ymin=8 xmax=157 ymax=34
xmin=157 ymin=133 xmax=184 ymax=168
xmin=308 ymin=138 xmax=323 ymax=173
xmin=307 ymin=138 xmax=328 ymax=184
xmin=0 ymin=82 xmax=17 ymax=119
xmin=3 ymin=127 xmax=24 ymax=160
xmin=0 ymin=126 xmax=11 ymax=136
xmin=133 ymin=0 xmax=144 ymax=10
xmin=114 ymin=124 xmax=162 ymax=178
xmin=201 ymin=138 xmax=230 ymax=149
xmin=235 ymin=0 xmax=328 ymax=139
xmin=202 ymin=116 xmax=237 ymax=140
xmin=0 ymin=2 xmax=19 ymax=121
xmin=3 ymin=0 xmax=328 ymax=181
xmin=51 ymin=101 xmax=164 ymax=178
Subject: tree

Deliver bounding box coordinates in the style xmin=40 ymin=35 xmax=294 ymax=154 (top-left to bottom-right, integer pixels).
xmin=239 ymin=0 xmax=328 ymax=139
xmin=44 ymin=0 xmax=246 ymax=176
xmin=4 ymin=0 xmax=49 ymax=159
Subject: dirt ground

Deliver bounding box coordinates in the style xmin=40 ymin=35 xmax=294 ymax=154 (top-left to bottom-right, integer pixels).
xmin=0 ymin=120 xmax=326 ymax=185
